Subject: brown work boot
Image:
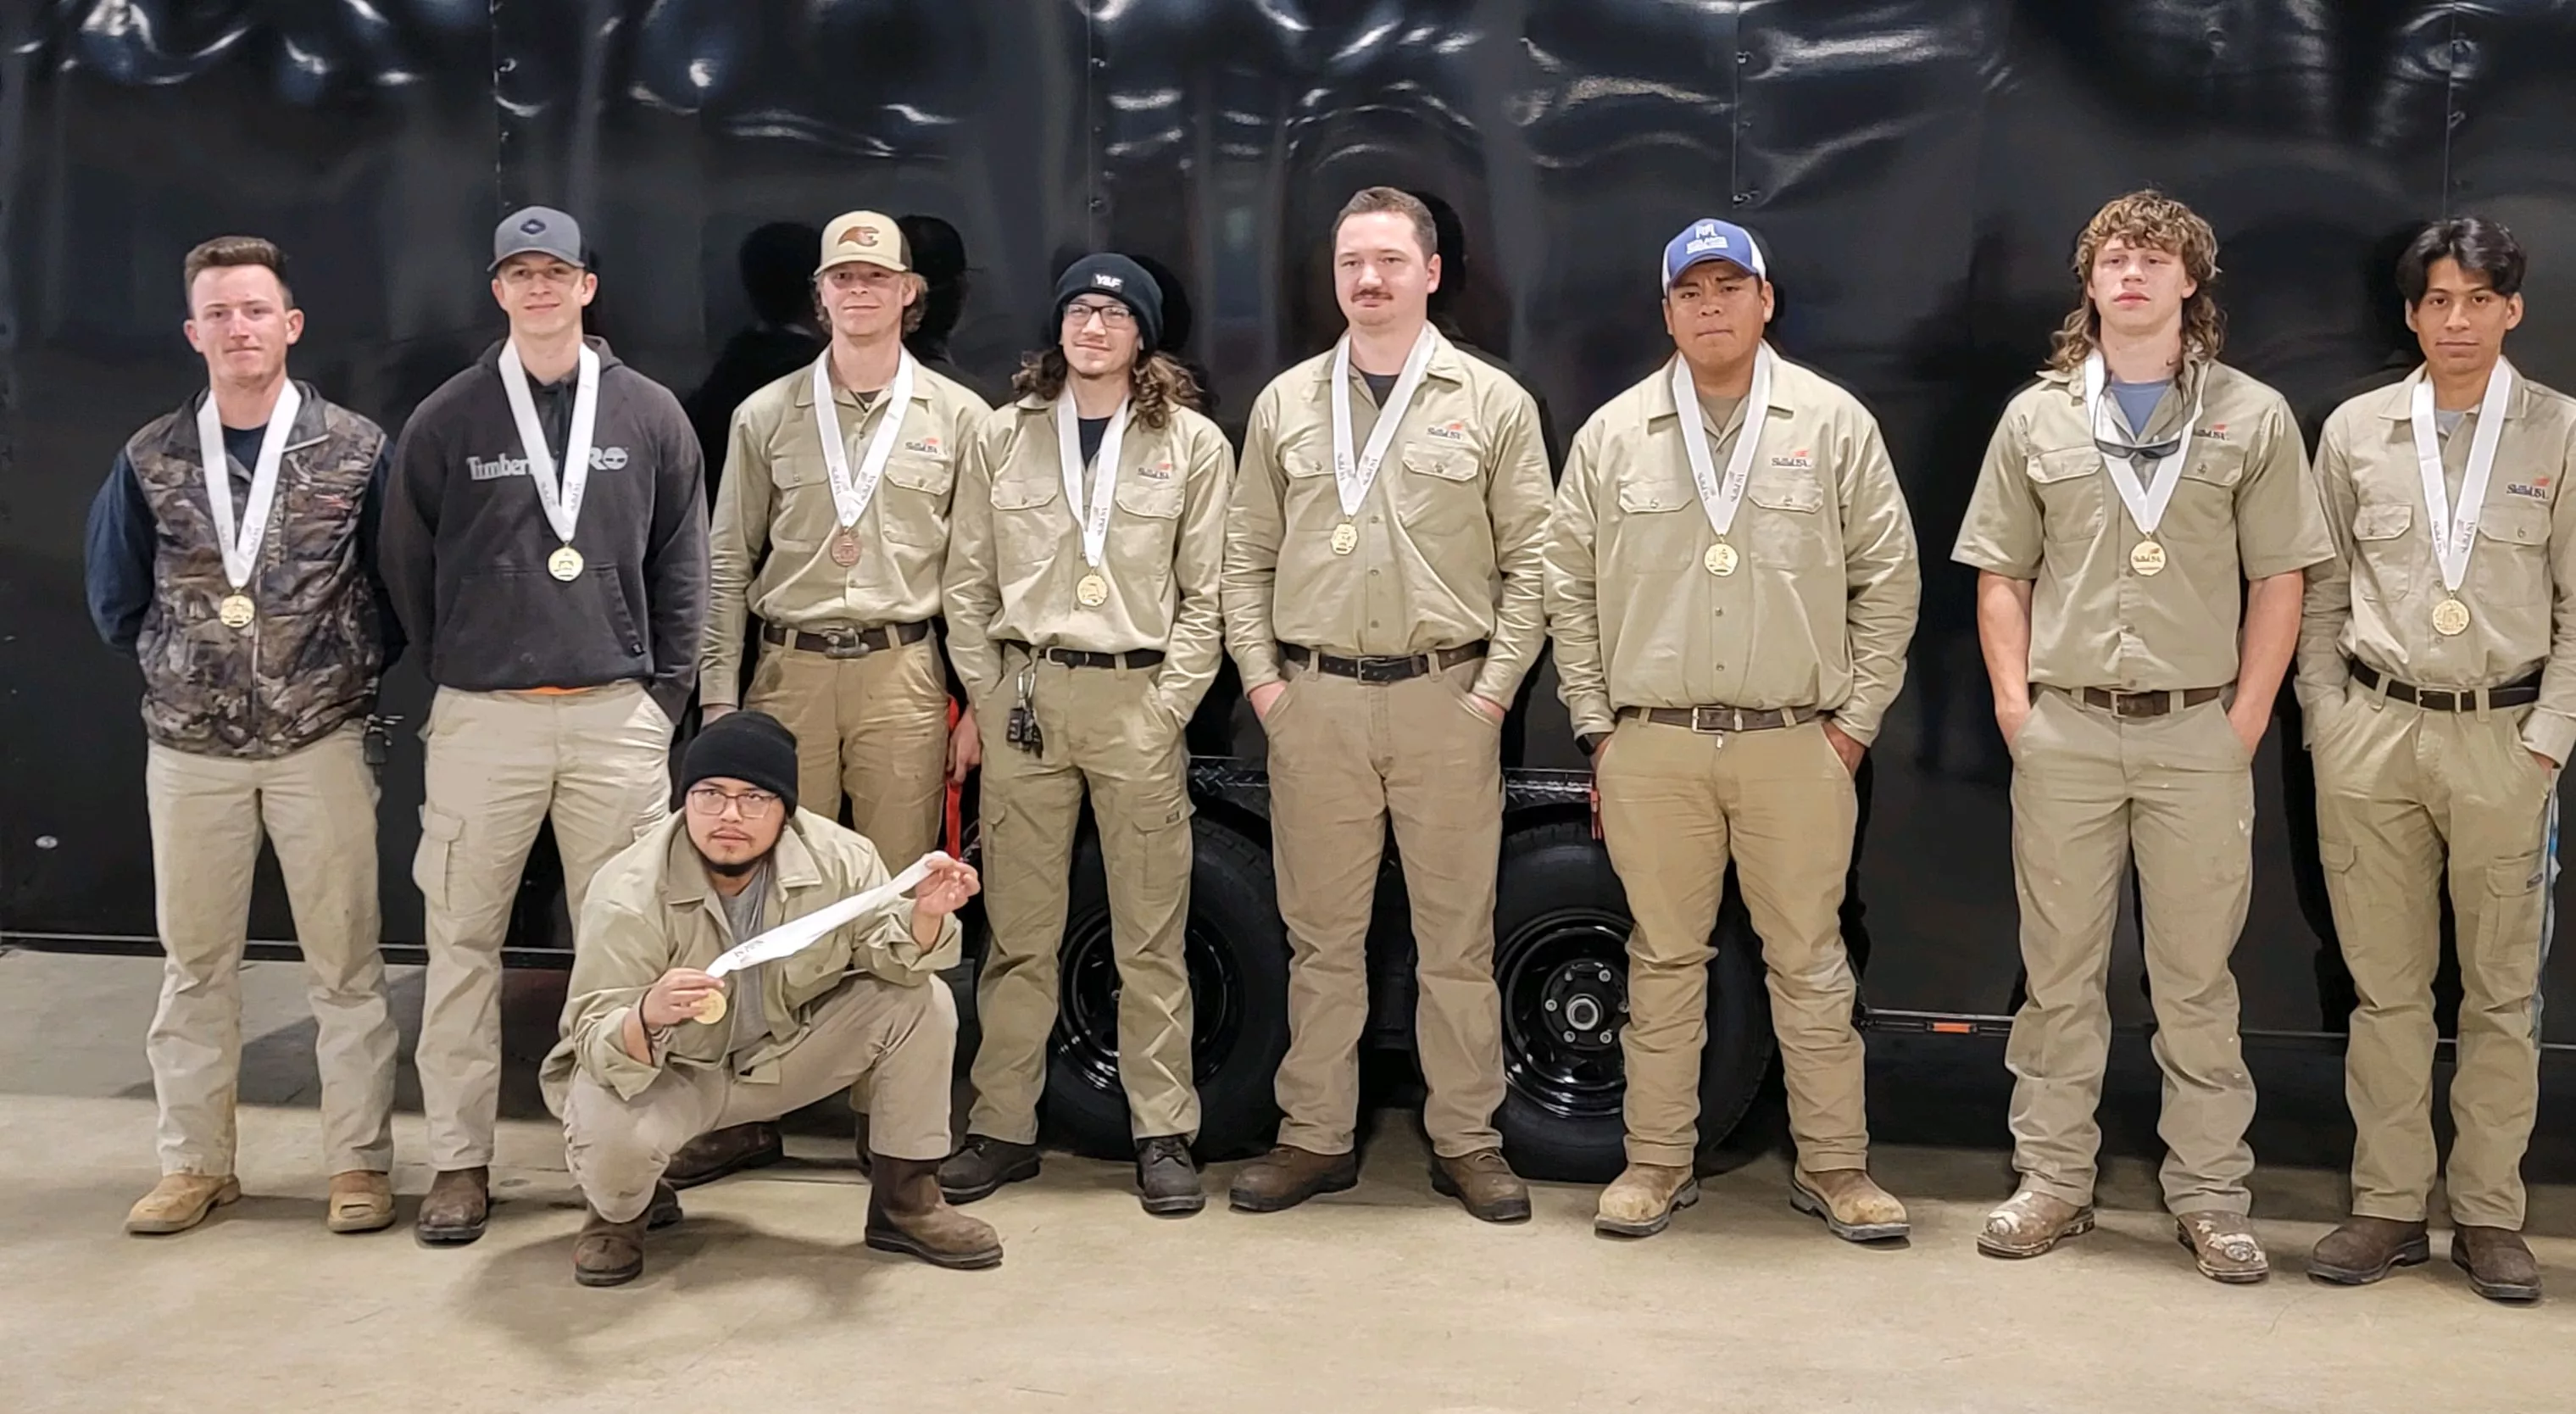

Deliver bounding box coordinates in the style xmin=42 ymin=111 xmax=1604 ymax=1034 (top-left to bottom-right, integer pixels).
xmin=2451 ymin=1225 xmax=2543 ymax=1303
xmin=1790 ymin=1167 xmax=1911 ymax=1243
xmin=1136 ymin=1136 xmax=1205 ymax=1216
xmin=2308 ymin=1216 xmax=2429 ymax=1286
xmin=937 ymin=1135 xmax=1042 ymax=1205
xmin=2176 ymin=1210 xmax=2270 ymax=1284
xmin=663 ymin=1122 xmax=783 ymax=1190
xmin=414 ymin=1166 xmax=491 ymax=1246
xmin=571 ymin=1182 xmax=678 ymax=1289
xmin=865 ymin=1155 xmax=1003 ymax=1270
xmin=1228 ymin=1144 xmax=1360 ymax=1213
xmin=1432 ymin=1149 xmax=1531 ymax=1224
xmin=1594 ymin=1162 xmax=1698 ymax=1238
xmin=325 ymin=1171 xmax=397 ymax=1234
xmin=125 ymin=1173 xmax=242 ymax=1236
xmin=1978 ymin=1188 xmax=2095 ymax=1258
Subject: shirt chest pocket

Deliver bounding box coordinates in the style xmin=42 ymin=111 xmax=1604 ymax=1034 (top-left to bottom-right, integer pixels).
xmin=990 ymin=471 xmax=1063 ymax=561
xmin=1280 ymin=447 xmax=1338 ymax=534
xmin=1611 ymin=470 xmax=1702 ymax=568
xmin=1745 ymin=465 xmax=1831 ymax=569
xmin=2025 ymin=449 xmax=2106 ymax=542
xmin=2351 ymin=502 xmax=2415 ymax=600
xmin=879 ymin=450 xmax=954 ymax=547
xmin=2473 ymin=498 xmax=2551 ymax=606
xmin=2160 ymin=443 xmax=2246 ymax=545
xmin=1392 ymin=444 xmax=1483 ymax=539
xmin=1111 ymin=470 xmax=1185 ymax=566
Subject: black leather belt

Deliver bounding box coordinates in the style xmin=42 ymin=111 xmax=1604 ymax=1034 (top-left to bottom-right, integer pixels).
xmin=2350 ymin=660 xmax=2541 ymax=712
xmin=2060 ymin=685 xmax=2226 ymax=719
xmin=1618 ymin=704 xmax=1821 ymax=733
xmin=1004 ymin=642 xmax=1166 ymax=671
xmin=1282 ymin=641 xmax=1488 ymax=684
xmin=761 ymin=620 xmax=932 ymax=660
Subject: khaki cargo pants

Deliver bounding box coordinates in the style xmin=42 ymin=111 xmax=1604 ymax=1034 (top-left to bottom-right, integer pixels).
xmin=969 ymin=654 xmax=1199 ymax=1144
xmin=2006 ymin=688 xmax=2257 ymax=1214
xmin=1597 ymin=717 xmax=1867 ymax=1170
xmin=562 ymin=976 xmax=957 ymax=1223
xmin=145 ymin=723 xmax=397 ymax=1177
xmin=416 ymin=683 xmax=672 ymax=1171
xmin=2312 ymin=684 xmax=2558 ymax=1229
xmin=746 ymin=630 xmax=949 ymax=865
xmin=1266 ymin=655 xmax=1505 ymax=1159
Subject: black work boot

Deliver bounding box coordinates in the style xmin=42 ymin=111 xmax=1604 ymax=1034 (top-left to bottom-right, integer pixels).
xmin=1135 ymin=1136 xmax=1205 ymax=1216
xmin=937 ymin=1135 xmax=1041 ymax=1204
xmin=2309 ymin=1216 xmax=2430 ymax=1286
xmin=663 ymin=1122 xmax=784 ymax=1189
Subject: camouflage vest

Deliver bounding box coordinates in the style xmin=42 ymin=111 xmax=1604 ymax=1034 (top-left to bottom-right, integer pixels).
xmin=126 ymin=385 xmax=388 ymax=759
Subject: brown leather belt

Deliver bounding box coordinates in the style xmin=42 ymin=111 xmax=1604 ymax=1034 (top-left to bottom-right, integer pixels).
xmin=2056 ymin=684 xmax=2226 ymax=719
xmin=1282 ymin=641 xmax=1487 ymax=684
xmin=1004 ymin=642 xmax=1166 ymax=671
xmin=761 ymin=619 xmax=932 ymax=660
xmin=1618 ymin=704 xmax=1822 ymax=733
xmin=2350 ymin=660 xmax=2541 ymax=712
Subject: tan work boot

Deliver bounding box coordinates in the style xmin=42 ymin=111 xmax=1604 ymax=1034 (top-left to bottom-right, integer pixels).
xmin=1790 ymin=1167 xmax=1910 ymax=1242
xmin=125 ymin=1173 xmax=242 ymax=1235
xmin=1228 ymin=1144 xmax=1361 ymax=1214
xmin=1594 ymin=1162 xmax=1698 ymax=1238
xmin=865 ymin=1155 xmax=1003 ymax=1270
xmin=1432 ymin=1149 xmax=1532 ymax=1224
xmin=325 ymin=1171 xmax=397 ymax=1234
xmin=2308 ymin=1216 xmax=2429 ymax=1286
xmin=2452 ymin=1226 xmax=2543 ymax=1303
xmin=1978 ymin=1188 xmax=2095 ymax=1258
xmin=414 ymin=1166 xmax=491 ymax=1246
xmin=2175 ymin=1210 xmax=2270 ymax=1283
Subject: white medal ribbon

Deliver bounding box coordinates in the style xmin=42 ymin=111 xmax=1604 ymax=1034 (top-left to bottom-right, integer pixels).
xmin=811 ymin=348 xmax=918 ymax=530
xmin=704 ymin=854 xmax=942 ymax=978
xmin=1329 ymin=326 xmax=1438 ymax=517
xmin=1671 ymin=342 xmax=1774 ymax=542
xmin=498 ymin=339 xmax=601 ymax=548
xmin=193 ymin=381 xmax=303 ymax=591
xmin=1054 ymin=393 xmax=1131 ymax=568
xmin=2407 ymin=359 xmax=2516 ymax=597
xmin=2083 ymin=352 xmax=2202 ymax=538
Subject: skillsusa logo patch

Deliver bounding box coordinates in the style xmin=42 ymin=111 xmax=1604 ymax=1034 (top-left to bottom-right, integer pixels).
xmin=902 ymin=435 xmax=943 ymax=456
xmin=1769 ymin=448 xmax=1814 ymax=470
xmin=2509 ymin=475 xmax=2553 ymax=500
xmin=1425 ymin=418 xmax=1470 ymax=442
xmin=1136 ymin=459 xmax=1176 ymax=482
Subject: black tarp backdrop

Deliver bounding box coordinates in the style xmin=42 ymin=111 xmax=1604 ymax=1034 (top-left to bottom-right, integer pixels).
xmin=6 ymin=1 xmax=2574 ymax=1040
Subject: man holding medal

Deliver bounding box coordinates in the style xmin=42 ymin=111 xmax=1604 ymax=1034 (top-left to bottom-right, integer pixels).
xmin=937 ymin=253 xmax=1234 ymax=1214
xmin=1954 ymin=191 xmax=2333 ymax=1282
xmin=381 ymin=206 xmax=708 ymax=1245
xmin=86 ymin=236 xmax=403 ymax=1237
xmin=2295 ymin=218 xmax=2572 ymax=1303
xmin=1221 ymin=186 xmax=1552 ymax=1222
xmin=545 ymin=710 xmax=999 ymax=1286
xmin=1544 ymin=220 xmax=1920 ymax=1241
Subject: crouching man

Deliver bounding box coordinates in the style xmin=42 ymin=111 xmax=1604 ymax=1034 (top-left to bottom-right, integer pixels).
xmin=539 ymin=710 xmax=999 ymax=1286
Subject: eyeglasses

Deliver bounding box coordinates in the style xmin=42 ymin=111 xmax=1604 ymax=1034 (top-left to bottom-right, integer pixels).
xmin=1063 ymin=300 xmax=1136 ymax=331
xmin=686 ymin=785 xmax=782 ymax=820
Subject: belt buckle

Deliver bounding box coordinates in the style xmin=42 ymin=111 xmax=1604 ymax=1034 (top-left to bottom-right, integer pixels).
xmin=1690 ymin=705 xmax=1728 ymax=733
xmin=1355 ymin=657 xmax=1405 ymax=684
xmin=821 ymin=629 xmax=872 ymax=660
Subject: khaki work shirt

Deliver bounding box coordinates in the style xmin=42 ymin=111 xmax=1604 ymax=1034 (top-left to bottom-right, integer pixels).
xmin=1222 ymin=327 xmax=1553 ymax=704
xmin=539 ymin=810 xmax=961 ymax=1113
xmin=2295 ymin=365 xmax=2576 ymax=762
xmin=1952 ymin=358 xmax=2332 ymax=692
xmin=702 ymin=360 xmax=990 ymax=705
xmin=1545 ymin=354 xmax=1922 ymax=744
xmin=944 ymin=394 xmax=1236 ymax=721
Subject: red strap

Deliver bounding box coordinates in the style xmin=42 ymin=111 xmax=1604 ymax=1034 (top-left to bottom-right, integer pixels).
xmin=944 ymin=698 xmax=965 ymax=858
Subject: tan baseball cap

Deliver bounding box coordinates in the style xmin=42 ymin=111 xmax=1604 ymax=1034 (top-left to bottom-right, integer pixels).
xmin=817 ymin=211 xmax=908 ymax=274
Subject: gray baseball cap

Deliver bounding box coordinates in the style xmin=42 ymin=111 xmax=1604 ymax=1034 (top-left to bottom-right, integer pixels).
xmin=490 ymin=205 xmax=586 ymax=271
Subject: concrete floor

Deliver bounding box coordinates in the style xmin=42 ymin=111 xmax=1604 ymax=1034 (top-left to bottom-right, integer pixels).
xmin=7 ymin=949 xmax=2575 ymax=1413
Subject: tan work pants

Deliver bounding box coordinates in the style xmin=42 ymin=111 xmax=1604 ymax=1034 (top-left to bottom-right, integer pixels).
xmin=745 ymin=631 xmax=949 ymax=865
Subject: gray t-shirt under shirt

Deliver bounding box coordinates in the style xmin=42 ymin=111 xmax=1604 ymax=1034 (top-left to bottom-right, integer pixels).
xmin=715 ymin=861 xmax=772 ymax=1058
xmin=2106 ymin=377 xmax=2170 ymax=441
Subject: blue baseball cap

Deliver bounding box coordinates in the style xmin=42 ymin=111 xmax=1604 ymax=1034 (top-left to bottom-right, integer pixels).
xmin=1661 ymin=218 xmax=1766 ymax=289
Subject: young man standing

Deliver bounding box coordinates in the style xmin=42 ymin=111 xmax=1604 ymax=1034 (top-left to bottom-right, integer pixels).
xmin=1954 ymin=191 xmax=2333 ymax=1282
xmin=1222 ymin=187 xmax=1552 ymax=1222
xmin=86 ymin=237 xmax=402 ymax=1237
xmin=938 ymin=253 xmax=1235 ymax=1215
xmin=2297 ymin=218 xmax=2570 ymax=1303
xmin=381 ymin=207 xmax=707 ymax=1244
xmin=1545 ymin=220 xmax=1920 ymax=1240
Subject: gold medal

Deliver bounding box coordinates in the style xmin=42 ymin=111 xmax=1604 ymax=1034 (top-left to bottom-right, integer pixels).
xmin=1076 ymin=571 xmax=1110 ymax=607
xmin=2432 ymin=597 xmax=2473 ymax=637
xmin=217 ymin=593 xmax=255 ymax=629
xmin=2128 ymin=538 xmax=2167 ymax=576
xmin=548 ymin=545 xmax=585 ymax=581
xmin=1703 ymin=542 xmax=1739 ymax=576
xmin=830 ymin=526 xmax=863 ymax=566
xmin=1330 ymin=521 xmax=1359 ymax=556
xmin=693 ymin=990 xmax=727 ymax=1026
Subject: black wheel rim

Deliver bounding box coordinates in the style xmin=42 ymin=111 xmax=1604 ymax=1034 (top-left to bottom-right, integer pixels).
xmin=1496 ymin=905 xmax=1631 ymax=1120
xmin=1052 ymin=913 xmax=1246 ymax=1094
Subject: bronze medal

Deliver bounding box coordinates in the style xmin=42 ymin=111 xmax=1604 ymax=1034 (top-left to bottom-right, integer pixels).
xmin=2128 ymin=538 xmax=2167 ymax=576
xmin=1703 ymin=542 xmax=1739 ymax=576
xmin=217 ymin=593 xmax=255 ymax=629
xmin=1076 ymin=572 xmax=1110 ymax=607
xmin=2432 ymin=597 xmax=2472 ymax=637
xmin=831 ymin=526 xmax=863 ymax=566
xmin=1330 ymin=521 xmax=1359 ymax=556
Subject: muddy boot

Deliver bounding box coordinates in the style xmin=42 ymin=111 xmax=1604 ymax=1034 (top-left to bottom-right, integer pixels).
xmin=1432 ymin=1149 xmax=1531 ymax=1224
xmin=1228 ymin=1144 xmax=1361 ymax=1213
xmin=1790 ymin=1167 xmax=1911 ymax=1243
xmin=1136 ymin=1136 xmax=1205 ymax=1216
xmin=414 ymin=1166 xmax=491 ymax=1246
xmin=2309 ymin=1216 xmax=2429 ymax=1286
xmin=2175 ymin=1210 xmax=2270 ymax=1284
xmin=866 ymin=1155 xmax=1003 ymax=1270
xmin=325 ymin=1171 xmax=397 ymax=1234
xmin=125 ymin=1173 xmax=242 ymax=1236
xmin=573 ymin=1183 xmax=678 ymax=1289
xmin=2451 ymin=1226 xmax=2542 ymax=1303
xmin=663 ymin=1122 xmax=783 ymax=1190
xmin=937 ymin=1136 xmax=1041 ymax=1205
xmin=1978 ymin=1188 xmax=2095 ymax=1259
xmin=1594 ymin=1163 xmax=1698 ymax=1239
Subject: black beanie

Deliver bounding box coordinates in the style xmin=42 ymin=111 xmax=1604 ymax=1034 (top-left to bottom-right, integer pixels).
xmin=682 ymin=710 xmax=800 ymax=813
xmin=1053 ymin=253 xmax=1164 ymax=354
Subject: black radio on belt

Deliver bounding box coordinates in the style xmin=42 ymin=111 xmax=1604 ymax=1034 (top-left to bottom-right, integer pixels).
xmin=363 ymin=713 xmax=399 ymax=775
xmin=1006 ymin=663 xmax=1043 ymax=755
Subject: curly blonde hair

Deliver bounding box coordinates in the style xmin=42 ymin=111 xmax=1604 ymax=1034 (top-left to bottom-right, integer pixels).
xmin=2045 ymin=190 xmax=2225 ymax=374
xmin=1011 ymin=348 xmax=1204 ymax=430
